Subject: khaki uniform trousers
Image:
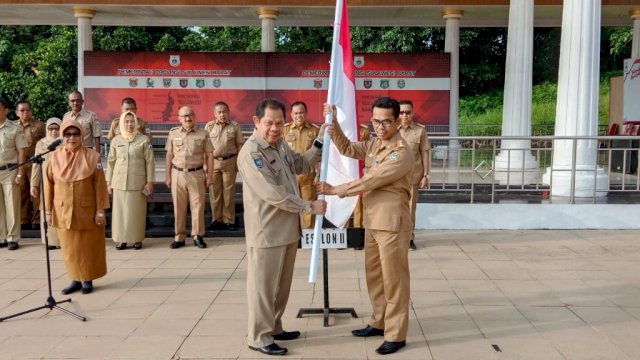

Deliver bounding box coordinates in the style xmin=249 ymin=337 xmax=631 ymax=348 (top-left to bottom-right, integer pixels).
xmin=246 ymin=241 xmax=297 ymax=348
xmin=0 ymin=170 xmax=21 ymax=243
xmin=20 ymin=164 xmax=39 ymax=225
xmin=208 ymin=157 xmax=236 ymax=224
xmin=171 ymin=168 xmax=206 ymax=241
xmin=297 ymin=173 xmax=316 ymax=229
xmin=409 ymin=182 xmax=420 ymax=241
xmin=365 ymin=229 xmax=411 ymax=342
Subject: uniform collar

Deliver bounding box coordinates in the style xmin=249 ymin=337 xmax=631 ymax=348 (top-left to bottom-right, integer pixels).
xmin=379 ymin=132 xmax=404 ymax=149
xmin=69 ymin=109 xmax=84 ymax=117
xmin=180 ymin=126 xmax=196 ymax=134
xmin=18 ymin=118 xmax=35 ymax=127
xmin=290 ymin=121 xmax=310 ymax=130
xmin=216 ymin=120 xmax=230 ymax=126
xmin=400 ymin=121 xmax=414 ymax=129
xmin=253 ymin=129 xmax=280 ymax=150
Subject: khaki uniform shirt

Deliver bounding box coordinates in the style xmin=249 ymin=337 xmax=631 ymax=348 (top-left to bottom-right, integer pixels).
xmin=238 ymin=130 xmax=322 ymax=248
xmin=399 ymin=122 xmax=431 ymax=184
xmin=63 ymin=110 xmax=101 ymax=148
xmin=106 ymin=134 xmax=155 ymax=191
xmin=107 ymin=117 xmax=152 ymax=142
xmin=204 ymin=120 xmax=243 ymax=159
xmin=44 ymin=151 xmax=110 ymax=230
xmin=332 ymin=127 xmax=413 ymax=232
xmin=165 ymin=127 xmax=213 ymax=169
xmin=283 ymin=121 xmax=319 ymax=179
xmin=0 ymin=119 xmax=28 ymax=169
xmin=15 ymin=119 xmax=46 ymax=159
xmin=31 ymin=138 xmax=55 ymax=188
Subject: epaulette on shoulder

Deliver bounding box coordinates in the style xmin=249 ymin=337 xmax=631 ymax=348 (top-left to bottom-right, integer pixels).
xmin=169 ymin=126 xmax=181 ymax=132
xmin=311 ymin=123 xmax=320 ymax=129
xmin=230 ymin=120 xmax=239 ymax=126
xmin=360 ymin=124 xmax=369 ymax=128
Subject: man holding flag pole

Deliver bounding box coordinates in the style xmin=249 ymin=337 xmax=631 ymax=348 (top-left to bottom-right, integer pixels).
xmin=319 ymin=98 xmax=414 ymax=355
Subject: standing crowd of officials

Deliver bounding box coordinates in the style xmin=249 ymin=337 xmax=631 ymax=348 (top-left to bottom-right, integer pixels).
xmin=0 ymin=91 xmax=430 ymax=356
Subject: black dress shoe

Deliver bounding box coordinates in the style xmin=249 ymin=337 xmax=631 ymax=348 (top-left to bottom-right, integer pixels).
xmin=46 ymin=245 xmax=58 ymax=250
xmin=375 ymin=340 xmax=406 ymax=355
xmin=351 ymin=325 xmax=384 ymax=337
xmin=208 ymin=220 xmax=225 ymax=230
xmin=133 ymin=242 xmax=142 ymax=250
xmin=61 ymin=281 xmax=82 ymax=295
xmin=248 ymin=343 xmax=288 ymax=356
xmin=193 ymin=236 xmax=207 ymax=249
xmin=169 ymin=241 xmax=185 ymax=249
xmin=273 ymin=330 xmax=301 ymax=341
xmin=0 ymin=242 xmax=6 ymax=248
xmin=225 ymin=223 xmax=237 ymax=231
xmin=409 ymin=240 xmax=417 ymax=251
xmin=115 ymin=242 xmax=127 ymax=250
xmin=81 ymin=281 xmax=93 ymax=294
xmin=7 ymin=241 xmax=19 ymax=250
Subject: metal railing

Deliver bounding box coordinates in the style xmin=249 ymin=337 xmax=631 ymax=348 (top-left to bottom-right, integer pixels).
xmin=427 ymin=135 xmax=640 ymax=204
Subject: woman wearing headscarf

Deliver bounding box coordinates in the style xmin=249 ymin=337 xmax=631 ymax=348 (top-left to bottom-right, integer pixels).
xmin=44 ymin=118 xmax=109 ymax=295
xmin=30 ymin=117 xmax=61 ymax=250
xmin=106 ymin=111 xmax=155 ymax=250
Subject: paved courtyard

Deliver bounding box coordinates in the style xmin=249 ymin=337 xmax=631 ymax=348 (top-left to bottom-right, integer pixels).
xmin=2 ymin=230 xmax=640 ymax=359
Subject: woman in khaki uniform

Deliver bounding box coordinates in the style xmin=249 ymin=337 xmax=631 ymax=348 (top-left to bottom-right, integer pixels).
xmin=106 ymin=111 xmax=155 ymax=250
xmin=30 ymin=117 xmax=62 ymax=249
xmin=44 ymin=119 xmax=109 ymax=295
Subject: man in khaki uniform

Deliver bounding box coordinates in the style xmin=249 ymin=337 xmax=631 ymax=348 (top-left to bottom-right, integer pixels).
xmin=0 ymin=96 xmax=28 ymax=250
xmin=107 ymin=97 xmax=152 ymax=142
xmin=398 ymin=100 xmax=430 ymax=251
xmin=165 ymin=106 xmax=213 ymax=249
xmin=63 ymin=90 xmax=101 ymax=150
xmin=14 ymin=101 xmax=46 ymax=229
xmin=319 ymin=97 xmax=413 ymax=355
xmin=204 ymin=102 xmax=243 ymax=231
xmin=238 ymin=99 xmax=326 ymax=356
xmin=283 ymin=101 xmax=319 ymax=229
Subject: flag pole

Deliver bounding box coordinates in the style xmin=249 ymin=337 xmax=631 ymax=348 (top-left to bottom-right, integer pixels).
xmin=309 ymin=0 xmax=344 ymax=283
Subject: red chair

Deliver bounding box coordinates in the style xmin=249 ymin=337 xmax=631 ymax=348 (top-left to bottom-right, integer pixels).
xmin=609 ymin=123 xmax=619 ymax=135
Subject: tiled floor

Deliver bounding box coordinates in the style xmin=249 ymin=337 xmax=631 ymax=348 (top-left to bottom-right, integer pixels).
xmin=2 ymin=230 xmax=640 ymax=359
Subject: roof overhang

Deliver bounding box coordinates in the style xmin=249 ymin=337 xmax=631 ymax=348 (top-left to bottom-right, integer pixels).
xmin=0 ymin=1 xmax=639 ymax=27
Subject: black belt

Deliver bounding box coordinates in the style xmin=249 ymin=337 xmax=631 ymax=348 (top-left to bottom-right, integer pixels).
xmin=0 ymin=163 xmax=17 ymax=171
xmin=172 ymin=165 xmax=204 ymax=173
xmin=216 ymin=153 xmax=237 ymax=161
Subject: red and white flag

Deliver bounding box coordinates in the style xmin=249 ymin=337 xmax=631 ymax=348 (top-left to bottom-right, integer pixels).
xmin=324 ymin=0 xmax=359 ymax=229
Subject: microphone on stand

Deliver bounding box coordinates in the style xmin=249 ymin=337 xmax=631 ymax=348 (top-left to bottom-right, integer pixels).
xmin=47 ymin=137 xmax=63 ymax=151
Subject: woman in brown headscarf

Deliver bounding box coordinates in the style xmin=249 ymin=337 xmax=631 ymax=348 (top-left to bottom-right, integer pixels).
xmin=106 ymin=111 xmax=154 ymax=250
xmin=44 ymin=118 xmax=109 ymax=295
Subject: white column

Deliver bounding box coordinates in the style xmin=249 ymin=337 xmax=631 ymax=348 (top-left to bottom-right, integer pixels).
xmin=494 ymin=0 xmax=538 ymax=185
xmin=73 ymin=7 xmax=95 ymax=94
xmin=543 ymin=0 xmax=608 ymax=197
xmin=632 ymin=9 xmax=640 ymax=58
xmin=443 ymin=9 xmax=463 ymax=168
xmin=257 ymin=8 xmax=278 ymax=52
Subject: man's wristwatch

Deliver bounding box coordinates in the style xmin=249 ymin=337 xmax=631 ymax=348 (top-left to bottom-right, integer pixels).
xmin=313 ymin=138 xmax=323 ymax=149
xmin=302 ymin=201 xmax=313 ymax=213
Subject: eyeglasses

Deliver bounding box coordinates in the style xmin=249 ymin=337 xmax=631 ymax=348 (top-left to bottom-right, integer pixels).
xmin=399 ymin=111 xmax=412 ymax=115
xmin=371 ymin=119 xmax=394 ymax=128
xmin=47 ymin=127 xmax=60 ymax=131
xmin=63 ymin=132 xmax=81 ymax=138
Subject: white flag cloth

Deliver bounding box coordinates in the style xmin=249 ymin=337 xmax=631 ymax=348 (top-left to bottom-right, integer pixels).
xmin=324 ymin=0 xmax=359 ymax=229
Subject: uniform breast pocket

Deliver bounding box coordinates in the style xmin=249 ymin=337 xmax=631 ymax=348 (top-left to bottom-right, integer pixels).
xmin=1 ymin=133 xmax=15 ymax=148
xmin=194 ymin=139 xmax=204 ymax=149
xmin=81 ymin=121 xmax=91 ymax=134
xmin=173 ymin=139 xmax=184 ymax=152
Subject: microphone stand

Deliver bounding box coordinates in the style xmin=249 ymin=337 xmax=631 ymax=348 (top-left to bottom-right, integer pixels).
xmin=0 ymin=147 xmax=86 ymax=322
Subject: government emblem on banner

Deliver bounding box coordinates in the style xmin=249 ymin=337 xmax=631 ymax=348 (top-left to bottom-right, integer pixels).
xmin=380 ymin=79 xmax=389 ymax=89
xmin=313 ymin=79 xmax=323 ymax=89
xmin=146 ymin=78 xmax=154 ymax=88
xmin=129 ymin=78 xmax=138 ymax=88
xmin=397 ymin=79 xmax=406 ymax=89
xmin=212 ymin=78 xmax=221 ymax=88
xmin=196 ymin=78 xmax=205 ymax=88
xmin=179 ymin=78 xmax=188 ymax=88
xmin=363 ymin=79 xmax=372 ymax=89
xmin=163 ymin=78 xmax=172 ymax=88
xmin=354 ymin=56 xmax=365 ymax=68
xmin=169 ymin=55 xmax=180 ymax=67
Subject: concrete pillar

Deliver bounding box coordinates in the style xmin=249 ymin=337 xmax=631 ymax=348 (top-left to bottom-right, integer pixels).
xmin=632 ymin=9 xmax=640 ymax=58
xmin=73 ymin=7 xmax=95 ymax=94
xmin=494 ymin=0 xmax=538 ymax=185
xmin=543 ymin=0 xmax=608 ymax=198
xmin=257 ymin=8 xmax=278 ymax=52
xmin=443 ymin=8 xmax=463 ymax=168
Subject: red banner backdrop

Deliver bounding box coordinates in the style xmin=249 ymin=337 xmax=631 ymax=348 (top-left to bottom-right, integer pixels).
xmin=84 ymin=51 xmax=450 ymax=126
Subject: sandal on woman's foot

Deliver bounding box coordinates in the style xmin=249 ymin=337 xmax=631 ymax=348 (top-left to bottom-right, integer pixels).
xmin=133 ymin=242 xmax=142 ymax=250
xmin=116 ymin=242 xmax=127 ymax=250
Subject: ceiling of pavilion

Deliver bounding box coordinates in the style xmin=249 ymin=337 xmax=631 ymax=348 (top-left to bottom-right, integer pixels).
xmin=0 ymin=1 xmax=638 ymax=27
